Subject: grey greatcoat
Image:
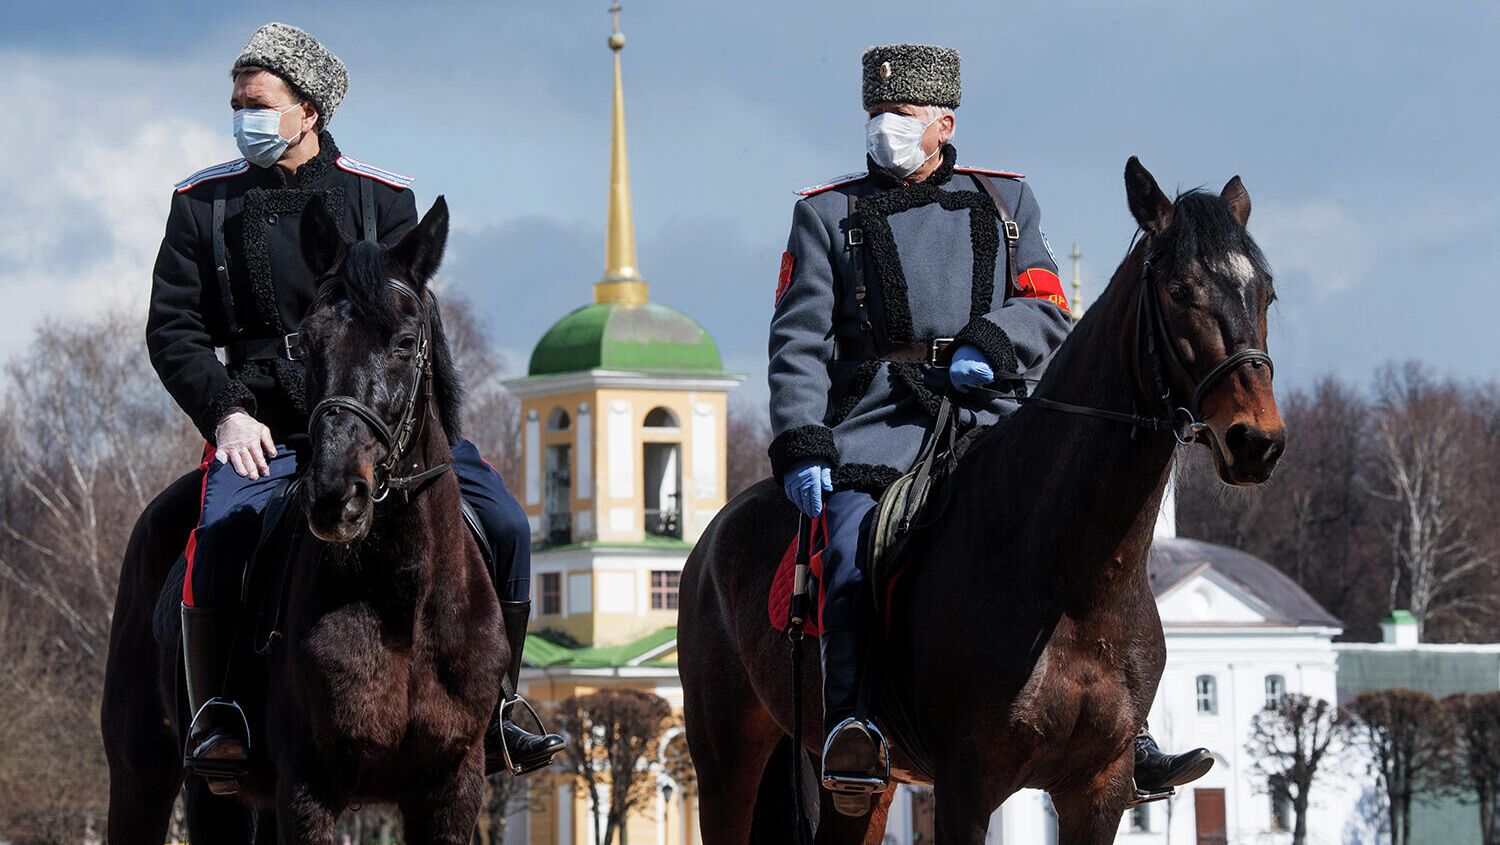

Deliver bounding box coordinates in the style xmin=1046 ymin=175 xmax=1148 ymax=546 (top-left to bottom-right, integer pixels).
xmin=767 ymin=146 xmax=1072 ymax=490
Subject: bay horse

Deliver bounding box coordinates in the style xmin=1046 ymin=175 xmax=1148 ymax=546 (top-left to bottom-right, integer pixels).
xmin=678 ymin=157 xmax=1286 ymax=844
xmin=101 ymin=196 xmax=502 ymax=843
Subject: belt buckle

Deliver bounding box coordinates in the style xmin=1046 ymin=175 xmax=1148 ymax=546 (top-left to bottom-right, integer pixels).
xmin=1003 ymin=221 xmax=1020 ymax=241
xmin=846 ymin=228 xmax=864 ymax=248
xmin=283 ymin=332 xmax=303 ymax=361
xmin=928 ymin=337 xmax=955 ymax=367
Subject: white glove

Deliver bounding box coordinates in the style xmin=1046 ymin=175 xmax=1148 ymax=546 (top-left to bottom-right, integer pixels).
xmin=214 ymin=409 xmax=276 ymax=480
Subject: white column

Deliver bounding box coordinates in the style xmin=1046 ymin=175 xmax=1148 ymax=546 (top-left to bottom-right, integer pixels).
xmin=1154 ymin=459 xmax=1177 ymax=539
xmin=524 ymin=409 xmax=541 ymax=507
xmin=577 ymin=401 xmax=594 ymax=500
xmin=690 ymin=402 xmax=717 ymax=500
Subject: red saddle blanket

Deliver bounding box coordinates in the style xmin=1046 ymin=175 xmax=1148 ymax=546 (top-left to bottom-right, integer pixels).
xmin=766 ymin=515 xmax=828 ymax=637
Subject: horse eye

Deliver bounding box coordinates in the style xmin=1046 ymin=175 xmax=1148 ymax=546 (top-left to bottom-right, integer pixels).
xmin=1167 ymin=284 xmax=1192 ymax=304
xmin=393 ymin=335 xmax=418 ymax=358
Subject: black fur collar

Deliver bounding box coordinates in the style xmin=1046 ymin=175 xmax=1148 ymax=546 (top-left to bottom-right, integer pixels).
xmin=252 ymin=131 xmax=341 ymax=188
xmin=865 ymin=143 xmax=958 ymax=190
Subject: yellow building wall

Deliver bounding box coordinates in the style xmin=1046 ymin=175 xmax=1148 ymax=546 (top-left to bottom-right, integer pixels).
xmin=520 ymin=385 xmax=729 ymax=547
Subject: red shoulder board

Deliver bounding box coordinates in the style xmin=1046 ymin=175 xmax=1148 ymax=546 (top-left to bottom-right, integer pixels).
xmin=795 ymin=171 xmax=868 ymax=197
xmin=174 ymin=159 xmax=249 ymax=193
xmin=955 ymin=166 xmax=1026 ymax=179
xmin=335 ymin=155 xmax=414 ymax=189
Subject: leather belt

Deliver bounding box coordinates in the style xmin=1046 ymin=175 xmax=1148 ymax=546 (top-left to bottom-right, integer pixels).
xmin=227 ymin=332 xmax=303 ymax=364
xmin=834 ymin=337 xmax=954 ymax=366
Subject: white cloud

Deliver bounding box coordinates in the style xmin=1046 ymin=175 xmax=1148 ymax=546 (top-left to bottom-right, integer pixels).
xmin=0 ymin=51 xmax=232 ymax=359
xmin=1251 ymin=199 xmax=1373 ymax=300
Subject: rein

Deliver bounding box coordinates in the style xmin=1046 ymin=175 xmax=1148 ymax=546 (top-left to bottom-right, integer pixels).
xmin=308 ymin=279 xmax=451 ymax=503
xmin=975 ymin=234 xmax=1273 ymax=444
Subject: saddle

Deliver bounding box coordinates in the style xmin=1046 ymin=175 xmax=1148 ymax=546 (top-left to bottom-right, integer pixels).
xmin=767 ymin=398 xmax=963 ymax=636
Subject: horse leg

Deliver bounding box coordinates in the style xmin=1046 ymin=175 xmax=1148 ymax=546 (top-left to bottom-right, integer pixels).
xmin=101 ymin=673 xmax=181 ymax=845
xmin=684 ymin=683 xmax=782 ymax=845
xmin=274 ymin=770 xmax=339 ymax=845
xmin=400 ymin=748 xmax=487 ymax=845
xmin=815 ymin=785 xmax=895 ymax=845
xmin=1050 ymin=753 xmax=1133 ymax=845
xmin=183 ymin=776 xmax=257 ymax=844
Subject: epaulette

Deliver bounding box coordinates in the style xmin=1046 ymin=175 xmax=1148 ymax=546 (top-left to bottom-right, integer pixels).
xmin=174 ymin=159 xmax=250 ymax=193
xmin=955 ymin=166 xmax=1025 ymax=180
xmin=794 ymin=171 xmax=868 ymax=197
xmin=336 ymin=155 xmax=414 ymax=189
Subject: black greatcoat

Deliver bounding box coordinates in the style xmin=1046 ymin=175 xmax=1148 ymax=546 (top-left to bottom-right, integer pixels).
xmin=147 ymin=132 xmax=418 ymax=442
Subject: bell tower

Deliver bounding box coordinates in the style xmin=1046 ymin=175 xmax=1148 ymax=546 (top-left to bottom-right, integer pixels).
xmin=505 ymin=5 xmax=742 ymax=646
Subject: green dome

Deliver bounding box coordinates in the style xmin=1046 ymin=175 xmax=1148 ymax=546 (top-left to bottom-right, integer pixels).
xmin=528 ymin=302 xmax=724 ymax=376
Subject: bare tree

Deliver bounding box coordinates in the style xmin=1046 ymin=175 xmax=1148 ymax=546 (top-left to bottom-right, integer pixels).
xmin=439 ymin=288 xmax=523 ymax=493
xmin=475 ymin=772 xmax=541 ymax=845
xmin=1444 ymin=692 xmax=1500 ymax=845
xmin=1371 ymin=363 xmax=1497 ymax=640
xmin=1245 ymin=694 xmax=1348 ymax=845
xmin=1347 ymin=689 xmax=1457 ymax=845
xmin=725 ymin=401 xmax=771 ymax=500
xmin=551 ymin=689 xmax=673 ymax=845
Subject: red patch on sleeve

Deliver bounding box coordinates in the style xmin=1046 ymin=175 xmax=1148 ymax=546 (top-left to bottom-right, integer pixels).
xmin=774 ymin=252 xmax=795 ymax=306
xmin=1013 ymin=267 xmax=1069 ymax=314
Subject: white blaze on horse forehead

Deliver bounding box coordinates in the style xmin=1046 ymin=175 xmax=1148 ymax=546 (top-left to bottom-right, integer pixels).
xmin=1213 ymin=253 xmax=1258 ymax=285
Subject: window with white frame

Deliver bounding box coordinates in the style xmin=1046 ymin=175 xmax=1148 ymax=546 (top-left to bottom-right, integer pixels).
xmin=1270 ymin=792 xmax=1293 ymax=832
xmin=539 ymin=572 xmax=562 ymax=615
xmin=1265 ymin=674 xmax=1287 ymax=708
xmin=1196 ymin=674 xmax=1219 ymax=714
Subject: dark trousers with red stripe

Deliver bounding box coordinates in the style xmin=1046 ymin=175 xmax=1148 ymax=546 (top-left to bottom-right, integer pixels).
xmin=183 ymin=438 xmax=531 ymax=609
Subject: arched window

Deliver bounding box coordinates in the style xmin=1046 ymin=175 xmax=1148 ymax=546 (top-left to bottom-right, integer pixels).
xmin=1196 ymin=675 xmax=1219 ymax=715
xmin=547 ymin=407 xmax=571 ymax=431
xmin=643 ymin=406 xmax=679 ymax=428
xmin=1265 ymin=674 xmax=1287 ymax=708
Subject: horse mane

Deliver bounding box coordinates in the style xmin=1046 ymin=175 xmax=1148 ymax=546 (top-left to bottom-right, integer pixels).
xmin=333 ymin=240 xmax=465 ymax=440
xmin=1153 ymin=189 xmax=1270 ymax=280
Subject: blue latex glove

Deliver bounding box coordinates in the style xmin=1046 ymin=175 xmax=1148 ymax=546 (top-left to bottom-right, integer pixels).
xmin=948 ymin=344 xmax=994 ymax=392
xmin=782 ymin=459 xmax=833 ymax=518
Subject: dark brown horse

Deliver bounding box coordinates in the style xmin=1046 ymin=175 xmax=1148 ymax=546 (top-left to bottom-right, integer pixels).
xmin=101 ymin=197 xmax=503 ymax=844
xmin=679 ymin=158 xmax=1286 ymax=844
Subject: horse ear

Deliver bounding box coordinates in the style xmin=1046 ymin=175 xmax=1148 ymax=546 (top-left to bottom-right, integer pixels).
xmin=389 ymin=196 xmax=449 ymax=288
xmin=1124 ymin=156 xmax=1173 ymax=234
xmin=1221 ymin=175 xmax=1251 ymax=227
xmin=300 ymin=195 xmax=347 ymax=278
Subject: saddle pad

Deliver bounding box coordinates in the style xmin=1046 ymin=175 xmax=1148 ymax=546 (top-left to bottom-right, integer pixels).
xmin=767 ymin=514 xmax=828 ymax=636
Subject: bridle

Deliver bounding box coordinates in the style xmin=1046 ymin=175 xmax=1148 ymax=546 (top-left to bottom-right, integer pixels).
xmin=308 ymin=278 xmax=451 ymax=503
xmin=979 ymin=234 xmax=1274 ymax=444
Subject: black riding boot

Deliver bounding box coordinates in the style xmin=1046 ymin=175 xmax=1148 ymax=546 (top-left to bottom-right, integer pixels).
xmin=1134 ymin=731 xmax=1214 ymax=791
xmin=181 ymin=604 xmax=249 ymax=794
xmin=484 ymin=600 xmax=566 ymax=775
xmin=819 ymin=628 xmax=887 ymax=815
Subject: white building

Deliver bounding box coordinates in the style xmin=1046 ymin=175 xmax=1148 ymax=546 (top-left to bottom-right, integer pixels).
xmin=884 ymin=478 xmax=1359 ymax=844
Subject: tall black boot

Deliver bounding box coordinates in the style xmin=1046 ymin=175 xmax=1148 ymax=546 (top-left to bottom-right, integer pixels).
xmin=818 ymin=628 xmax=888 ymax=816
xmin=181 ymin=604 xmax=249 ymax=794
xmin=484 ymin=600 xmax=566 ymax=775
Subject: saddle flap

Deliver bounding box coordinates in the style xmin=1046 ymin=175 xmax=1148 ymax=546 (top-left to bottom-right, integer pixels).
xmin=768 ymin=515 xmax=828 ymax=636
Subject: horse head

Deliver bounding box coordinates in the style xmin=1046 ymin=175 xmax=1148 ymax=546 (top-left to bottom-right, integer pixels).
xmin=1123 ymin=156 xmax=1285 ymax=486
xmin=296 ymin=196 xmax=463 ymax=543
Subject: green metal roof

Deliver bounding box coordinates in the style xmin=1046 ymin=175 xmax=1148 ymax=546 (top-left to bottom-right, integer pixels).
xmin=527 ymin=302 xmax=724 ymax=376
xmin=523 ymin=626 xmax=678 ymax=669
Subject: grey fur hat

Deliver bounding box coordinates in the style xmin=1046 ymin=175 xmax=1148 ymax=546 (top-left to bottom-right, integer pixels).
xmin=861 ymin=44 xmax=961 ymax=110
xmin=232 ymin=22 xmax=348 ymax=128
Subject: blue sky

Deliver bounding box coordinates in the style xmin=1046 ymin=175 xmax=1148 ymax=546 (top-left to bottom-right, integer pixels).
xmin=3 ymin=1 xmax=1497 ymax=414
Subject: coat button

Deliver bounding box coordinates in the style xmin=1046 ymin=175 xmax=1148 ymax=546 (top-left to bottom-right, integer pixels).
xmin=267 ymin=213 xmax=279 ymax=225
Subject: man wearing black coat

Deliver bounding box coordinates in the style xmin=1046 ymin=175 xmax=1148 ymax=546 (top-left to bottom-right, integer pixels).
xmin=149 ymin=22 xmax=562 ymax=791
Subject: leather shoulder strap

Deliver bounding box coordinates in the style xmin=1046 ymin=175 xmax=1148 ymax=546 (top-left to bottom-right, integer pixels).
xmin=971 ymin=173 xmax=1019 ymax=296
xmin=360 ymin=176 xmax=377 ymax=243
xmin=212 ymin=181 xmax=241 ymax=337
xmin=847 ymin=192 xmax=872 ymax=337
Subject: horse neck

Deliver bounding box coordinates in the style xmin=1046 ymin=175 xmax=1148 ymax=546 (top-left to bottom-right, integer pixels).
xmin=955 ymin=244 xmax=1175 ymax=596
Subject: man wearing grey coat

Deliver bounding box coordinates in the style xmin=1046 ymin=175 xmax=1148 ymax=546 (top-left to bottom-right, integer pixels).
xmin=768 ymin=43 xmax=1213 ymax=805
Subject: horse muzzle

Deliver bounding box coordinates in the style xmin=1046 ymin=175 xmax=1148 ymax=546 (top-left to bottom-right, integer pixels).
xmin=304 ymin=474 xmax=375 ymax=544
xmin=1207 ymin=421 xmax=1285 ymax=486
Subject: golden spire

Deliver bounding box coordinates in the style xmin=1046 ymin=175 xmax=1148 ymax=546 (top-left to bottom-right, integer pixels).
xmin=595 ymin=3 xmax=649 ymax=306
xmin=1070 ymin=241 xmax=1084 ymax=322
